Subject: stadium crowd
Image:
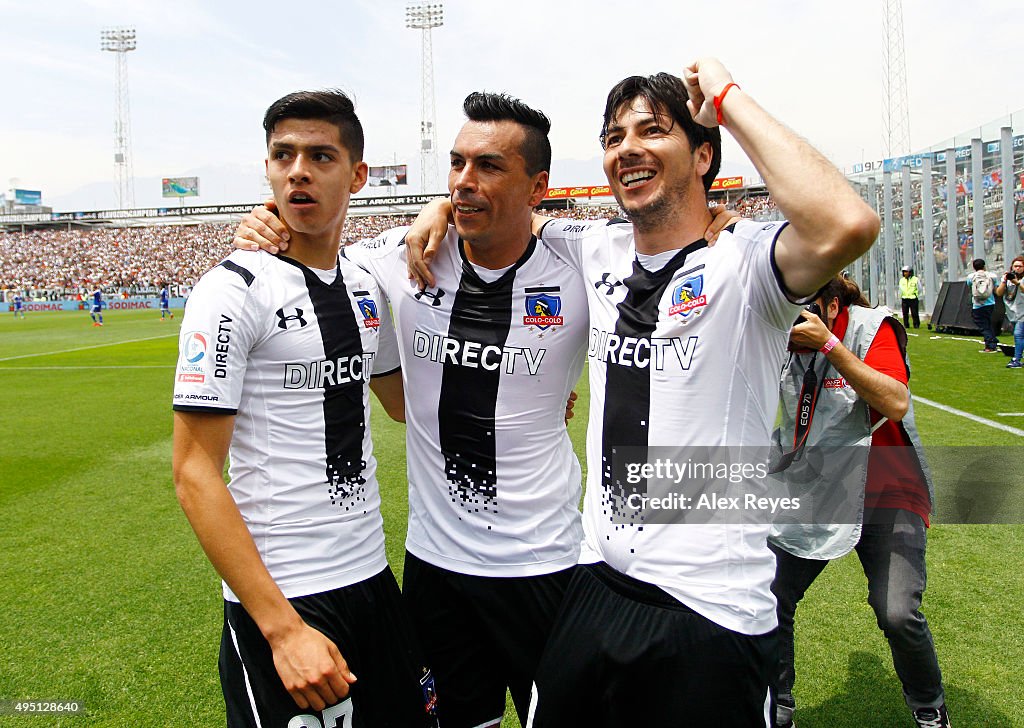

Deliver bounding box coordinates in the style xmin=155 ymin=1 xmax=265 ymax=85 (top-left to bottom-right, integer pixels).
xmin=0 ymin=224 xmax=233 ymax=296
xmin=0 ymin=199 xmax=780 ymax=299
xmin=0 ymin=218 xmax=412 ymax=297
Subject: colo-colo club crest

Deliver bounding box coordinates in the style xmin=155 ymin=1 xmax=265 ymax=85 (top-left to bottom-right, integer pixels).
xmin=355 ymin=291 xmax=381 ymax=329
xmin=524 ymin=289 xmax=563 ymax=330
xmin=668 ymin=273 xmax=708 ymax=320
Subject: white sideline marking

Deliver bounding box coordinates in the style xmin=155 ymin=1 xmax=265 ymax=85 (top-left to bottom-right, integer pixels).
xmin=913 ymin=396 xmax=1024 ymax=437
xmin=996 ymin=413 xmax=1024 ymax=417
xmin=0 ymin=334 xmax=176 ymax=362
xmin=929 ymin=335 xmax=985 ymax=344
xmin=0 ymin=365 xmax=173 ymax=370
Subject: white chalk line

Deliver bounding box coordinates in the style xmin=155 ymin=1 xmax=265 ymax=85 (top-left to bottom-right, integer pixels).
xmin=913 ymin=396 xmax=1024 ymax=437
xmin=0 ymin=365 xmax=173 ymax=370
xmin=0 ymin=334 xmax=177 ymax=362
xmin=928 ymin=335 xmax=987 ymax=344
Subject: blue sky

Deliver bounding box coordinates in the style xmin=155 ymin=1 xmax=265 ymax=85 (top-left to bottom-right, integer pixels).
xmin=1 ymin=0 xmax=1021 ymax=210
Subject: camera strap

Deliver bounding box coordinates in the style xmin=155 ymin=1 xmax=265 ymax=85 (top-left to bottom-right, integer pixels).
xmin=769 ymin=353 xmax=822 ymax=474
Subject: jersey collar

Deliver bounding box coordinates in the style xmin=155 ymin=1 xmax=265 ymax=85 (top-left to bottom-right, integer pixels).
xmin=457 ymin=235 xmax=538 ymax=287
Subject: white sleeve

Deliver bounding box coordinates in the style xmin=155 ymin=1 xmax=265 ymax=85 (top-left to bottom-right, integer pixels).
xmin=732 ymin=219 xmax=803 ymax=332
xmin=172 ymin=264 xmax=260 ymax=414
xmin=343 ymin=227 xmax=410 ymax=297
xmin=372 ymin=297 xmax=400 ymax=376
xmin=537 ymin=218 xmax=608 ymax=273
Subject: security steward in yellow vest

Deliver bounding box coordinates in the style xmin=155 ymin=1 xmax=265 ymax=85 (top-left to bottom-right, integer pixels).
xmin=899 ymin=266 xmax=922 ymax=329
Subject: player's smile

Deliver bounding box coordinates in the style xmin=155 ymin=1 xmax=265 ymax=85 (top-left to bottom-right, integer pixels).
xmin=447 ymin=119 xmax=546 ymax=265
xmin=617 ymin=164 xmax=658 ymax=192
xmin=601 ymin=97 xmax=710 ymax=231
xmin=452 ymin=195 xmax=487 ymax=222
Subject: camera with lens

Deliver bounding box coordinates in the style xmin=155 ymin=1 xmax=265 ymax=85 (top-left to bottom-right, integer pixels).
xmin=793 ymin=302 xmax=824 ymax=328
xmin=788 ymin=302 xmax=829 ymax=353
xmin=1007 ymin=270 xmax=1018 ymax=282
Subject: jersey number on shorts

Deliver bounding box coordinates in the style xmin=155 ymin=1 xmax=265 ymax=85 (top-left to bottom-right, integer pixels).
xmin=287 ymin=699 xmax=354 ymax=728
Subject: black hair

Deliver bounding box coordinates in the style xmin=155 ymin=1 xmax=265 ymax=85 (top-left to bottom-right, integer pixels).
xmin=600 ymin=73 xmax=722 ymax=192
xmin=462 ymin=91 xmax=551 ymax=175
xmin=973 ymin=258 xmax=986 ymax=271
xmin=263 ymin=89 xmax=364 ymax=162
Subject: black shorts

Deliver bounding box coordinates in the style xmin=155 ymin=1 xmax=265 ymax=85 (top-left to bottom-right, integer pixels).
xmin=527 ymin=562 xmax=776 ymax=727
xmin=219 ymin=566 xmax=438 ymax=728
xmin=402 ymin=551 xmax=574 ymax=728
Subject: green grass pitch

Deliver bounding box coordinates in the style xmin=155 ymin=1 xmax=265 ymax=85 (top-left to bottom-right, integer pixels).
xmin=0 ymin=309 xmax=1021 ymax=726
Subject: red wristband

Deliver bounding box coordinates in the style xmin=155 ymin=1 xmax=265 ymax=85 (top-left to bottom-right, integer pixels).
xmin=713 ymin=82 xmax=740 ymax=125
xmin=820 ymin=334 xmax=840 ymax=355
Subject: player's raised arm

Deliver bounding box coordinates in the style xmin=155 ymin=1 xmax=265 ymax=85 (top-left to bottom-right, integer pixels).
xmin=172 ymin=412 xmax=357 ymax=710
xmin=684 ymin=58 xmax=879 ymax=298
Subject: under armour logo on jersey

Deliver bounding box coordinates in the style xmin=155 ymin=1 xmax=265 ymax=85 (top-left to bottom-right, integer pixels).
xmin=275 ymin=308 xmax=307 ymax=329
xmin=415 ymin=288 xmax=446 ymax=307
xmin=594 ymin=273 xmax=622 ymax=295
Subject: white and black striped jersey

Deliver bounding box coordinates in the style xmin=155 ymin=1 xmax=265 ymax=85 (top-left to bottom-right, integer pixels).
xmin=172 ymin=250 xmax=400 ymax=601
xmin=540 ymin=217 xmax=800 ymax=635
xmin=346 ymin=226 xmax=587 ymax=577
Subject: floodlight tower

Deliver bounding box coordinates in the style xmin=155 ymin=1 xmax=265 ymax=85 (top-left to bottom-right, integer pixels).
xmin=405 ymin=2 xmax=443 ymax=194
xmin=882 ymin=0 xmax=911 ymax=157
xmin=101 ymin=27 xmax=137 ymax=209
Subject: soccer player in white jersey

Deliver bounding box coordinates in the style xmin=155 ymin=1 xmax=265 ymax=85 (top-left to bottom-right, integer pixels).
xmin=529 ymin=58 xmax=879 ymax=728
xmin=405 ymin=58 xmax=880 ymax=725
xmin=234 ymin=92 xmax=589 ymax=728
xmin=173 ymin=90 xmax=437 ymax=728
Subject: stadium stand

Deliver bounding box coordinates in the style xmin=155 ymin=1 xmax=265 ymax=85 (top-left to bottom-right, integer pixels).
xmin=0 ymin=199 xmax=780 ymax=301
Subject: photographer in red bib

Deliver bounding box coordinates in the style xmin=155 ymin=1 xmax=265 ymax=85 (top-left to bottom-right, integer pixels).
xmin=767 ymin=275 xmax=950 ymax=728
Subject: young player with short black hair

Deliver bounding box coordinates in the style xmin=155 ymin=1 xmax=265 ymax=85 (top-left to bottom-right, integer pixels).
xmin=173 ymin=89 xmax=436 ymax=728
